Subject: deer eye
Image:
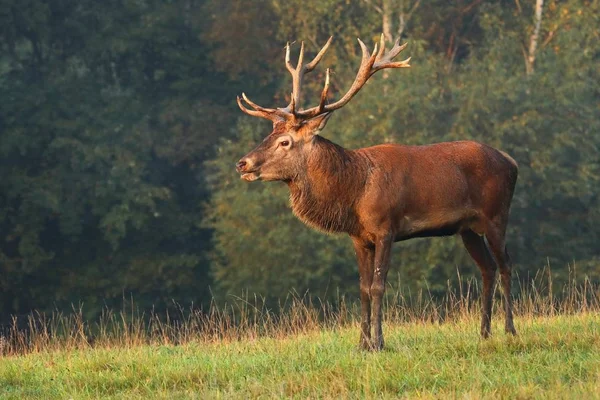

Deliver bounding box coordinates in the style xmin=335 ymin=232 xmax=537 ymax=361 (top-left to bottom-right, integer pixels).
xmin=280 ymin=140 xmax=290 ymax=147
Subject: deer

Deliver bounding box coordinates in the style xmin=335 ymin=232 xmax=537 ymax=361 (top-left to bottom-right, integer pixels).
xmin=235 ymin=35 xmax=518 ymax=351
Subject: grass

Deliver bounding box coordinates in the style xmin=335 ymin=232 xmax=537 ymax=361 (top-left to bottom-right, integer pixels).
xmin=1 ymin=275 xmax=599 ymax=399
xmin=1 ymin=314 xmax=599 ymax=399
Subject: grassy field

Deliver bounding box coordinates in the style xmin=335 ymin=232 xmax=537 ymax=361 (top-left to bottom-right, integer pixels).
xmin=1 ymin=278 xmax=599 ymax=399
xmin=1 ymin=313 xmax=599 ymax=399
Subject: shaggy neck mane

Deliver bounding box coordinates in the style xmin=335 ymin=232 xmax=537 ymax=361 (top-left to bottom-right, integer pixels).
xmin=287 ymin=136 xmax=369 ymax=234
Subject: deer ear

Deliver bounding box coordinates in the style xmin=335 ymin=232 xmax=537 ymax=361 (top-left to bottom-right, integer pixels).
xmin=301 ymin=112 xmax=332 ymax=136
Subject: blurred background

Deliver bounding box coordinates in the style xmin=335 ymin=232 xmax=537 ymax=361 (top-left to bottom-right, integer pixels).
xmin=0 ymin=0 xmax=598 ymax=323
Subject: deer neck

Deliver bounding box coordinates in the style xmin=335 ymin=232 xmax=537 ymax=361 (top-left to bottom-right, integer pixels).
xmin=287 ymin=136 xmax=367 ymax=234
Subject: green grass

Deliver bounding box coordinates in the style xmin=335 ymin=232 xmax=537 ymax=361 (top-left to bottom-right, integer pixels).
xmin=1 ymin=313 xmax=599 ymax=399
xmin=1 ymin=276 xmax=599 ymax=399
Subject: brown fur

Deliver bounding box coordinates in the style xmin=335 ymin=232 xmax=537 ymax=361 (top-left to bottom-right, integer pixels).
xmin=238 ymin=132 xmax=518 ymax=351
xmin=288 ymin=136 xmax=368 ymax=234
xmin=235 ymin=37 xmax=518 ymax=351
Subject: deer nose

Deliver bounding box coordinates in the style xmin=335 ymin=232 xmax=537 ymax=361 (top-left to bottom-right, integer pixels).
xmin=236 ymin=159 xmax=248 ymax=172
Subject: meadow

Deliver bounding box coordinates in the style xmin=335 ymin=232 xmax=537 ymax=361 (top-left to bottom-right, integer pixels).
xmin=1 ymin=276 xmax=599 ymax=399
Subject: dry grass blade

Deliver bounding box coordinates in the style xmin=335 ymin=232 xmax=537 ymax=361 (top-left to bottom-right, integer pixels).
xmin=1 ymin=273 xmax=598 ymax=357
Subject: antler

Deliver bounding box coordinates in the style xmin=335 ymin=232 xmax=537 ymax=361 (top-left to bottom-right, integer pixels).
xmin=284 ymin=37 xmax=333 ymax=113
xmin=236 ymin=93 xmax=289 ymax=122
xmin=297 ymin=34 xmax=410 ymax=118
xmin=237 ymin=34 xmax=410 ymax=122
xmin=237 ymin=37 xmax=333 ymax=122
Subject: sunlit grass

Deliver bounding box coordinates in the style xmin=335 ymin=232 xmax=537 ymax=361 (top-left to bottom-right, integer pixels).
xmin=0 ymin=274 xmax=599 ymax=399
xmin=1 ymin=313 xmax=599 ymax=399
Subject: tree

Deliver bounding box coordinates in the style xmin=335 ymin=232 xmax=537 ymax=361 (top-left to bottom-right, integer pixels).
xmin=205 ymin=0 xmax=600 ymax=301
xmin=0 ymin=0 xmax=233 ymax=320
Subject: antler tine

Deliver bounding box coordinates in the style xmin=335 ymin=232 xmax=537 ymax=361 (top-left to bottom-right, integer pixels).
xmin=237 ymin=96 xmax=271 ymax=120
xmin=387 ymin=38 xmax=408 ymax=60
xmin=296 ymin=42 xmax=305 ymax=72
xmin=376 ymin=56 xmax=411 ymax=70
xmin=297 ymin=37 xmax=380 ymax=118
xmin=237 ymin=93 xmax=287 ymax=122
xmin=242 ymin=93 xmax=293 ymax=119
xmin=372 ymin=39 xmax=410 ymax=73
xmin=306 ymin=36 xmax=333 ymax=72
xmin=285 ymin=41 xmax=304 ymax=111
xmin=357 ymin=37 xmax=371 ymax=60
xmin=289 ymin=93 xmax=296 ymax=114
xmin=317 ymin=68 xmax=330 ymax=112
xmin=285 ymin=42 xmax=294 ymax=74
xmin=237 ymin=34 xmax=409 ymax=124
xmin=285 ymin=38 xmax=334 ymax=114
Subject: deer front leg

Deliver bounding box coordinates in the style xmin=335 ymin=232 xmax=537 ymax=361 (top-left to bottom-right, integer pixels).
xmin=370 ymin=234 xmax=393 ymax=351
xmin=352 ymin=238 xmax=375 ymax=350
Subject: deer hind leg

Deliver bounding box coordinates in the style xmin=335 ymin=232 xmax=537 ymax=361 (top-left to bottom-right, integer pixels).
xmin=484 ymin=225 xmax=517 ymax=336
xmin=461 ymin=229 xmax=497 ymax=338
xmin=352 ymin=238 xmax=375 ymax=350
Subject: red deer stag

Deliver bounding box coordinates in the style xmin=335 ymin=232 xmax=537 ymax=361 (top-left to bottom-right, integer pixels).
xmin=235 ymin=35 xmax=518 ymax=351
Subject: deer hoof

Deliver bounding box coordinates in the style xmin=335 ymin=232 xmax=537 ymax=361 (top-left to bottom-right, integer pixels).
xmin=505 ymin=325 xmax=517 ymax=336
xmin=358 ymin=337 xmax=371 ymax=351
xmin=370 ymin=337 xmax=384 ymax=351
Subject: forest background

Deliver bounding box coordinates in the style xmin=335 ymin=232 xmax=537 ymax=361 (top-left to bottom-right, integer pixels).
xmin=0 ymin=0 xmax=598 ymax=323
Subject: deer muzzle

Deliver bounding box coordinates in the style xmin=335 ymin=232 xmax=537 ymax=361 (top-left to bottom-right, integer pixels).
xmin=236 ymin=157 xmax=261 ymax=182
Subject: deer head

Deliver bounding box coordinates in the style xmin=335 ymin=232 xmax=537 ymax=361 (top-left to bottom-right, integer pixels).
xmin=235 ymin=34 xmax=411 ymax=182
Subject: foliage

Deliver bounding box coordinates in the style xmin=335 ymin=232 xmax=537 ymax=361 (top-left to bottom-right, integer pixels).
xmin=0 ymin=0 xmax=598 ymax=319
xmin=0 ymin=0 xmax=226 ymax=320
xmin=206 ymin=0 xmax=600 ymax=300
xmin=450 ymin=1 xmax=600 ymax=282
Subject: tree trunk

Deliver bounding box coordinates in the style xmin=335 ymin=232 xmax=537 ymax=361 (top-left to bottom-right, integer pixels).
xmin=526 ymin=0 xmax=544 ymax=75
